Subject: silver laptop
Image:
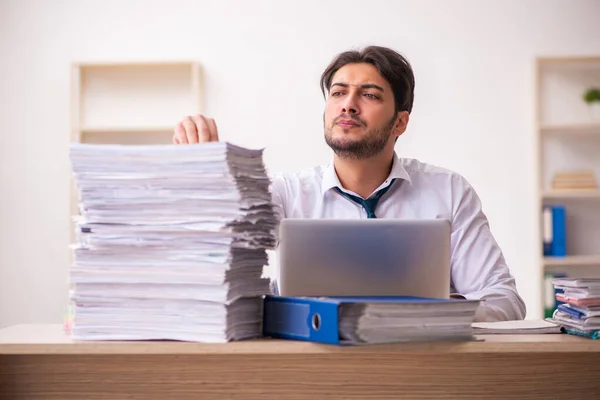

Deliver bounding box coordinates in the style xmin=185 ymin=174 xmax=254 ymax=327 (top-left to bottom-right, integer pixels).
xmin=276 ymin=218 xmax=451 ymax=298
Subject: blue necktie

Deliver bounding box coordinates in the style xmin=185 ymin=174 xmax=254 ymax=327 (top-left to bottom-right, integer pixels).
xmin=334 ymin=179 xmax=396 ymax=218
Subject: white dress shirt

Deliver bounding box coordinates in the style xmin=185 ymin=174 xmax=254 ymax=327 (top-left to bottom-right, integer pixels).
xmin=268 ymin=152 xmax=526 ymax=322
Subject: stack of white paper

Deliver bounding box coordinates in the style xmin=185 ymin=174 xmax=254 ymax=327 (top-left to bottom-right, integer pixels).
xmin=472 ymin=320 xmax=561 ymax=334
xmin=338 ymin=298 xmax=481 ymax=343
xmin=68 ymin=142 xmax=279 ymax=342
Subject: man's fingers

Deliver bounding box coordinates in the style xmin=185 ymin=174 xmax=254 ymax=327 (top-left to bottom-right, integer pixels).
xmin=192 ymin=115 xmax=212 ymax=142
xmin=173 ymin=122 xmax=187 ymax=144
xmin=206 ymin=118 xmax=219 ymax=142
xmin=173 ymin=115 xmax=219 ymax=145
xmin=183 ymin=116 xmax=200 ymax=143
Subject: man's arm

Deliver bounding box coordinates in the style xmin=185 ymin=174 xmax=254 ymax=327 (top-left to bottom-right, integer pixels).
xmin=450 ymin=175 xmax=527 ymax=322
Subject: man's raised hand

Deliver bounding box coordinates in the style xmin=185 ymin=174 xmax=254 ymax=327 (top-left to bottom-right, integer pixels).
xmin=173 ymin=114 xmax=219 ymax=144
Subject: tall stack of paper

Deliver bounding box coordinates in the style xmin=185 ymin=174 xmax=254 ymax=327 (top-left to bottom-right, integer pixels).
xmin=68 ymin=142 xmax=279 ymax=342
xmin=550 ymin=277 xmax=600 ymax=339
xmin=551 ymin=170 xmax=597 ymax=191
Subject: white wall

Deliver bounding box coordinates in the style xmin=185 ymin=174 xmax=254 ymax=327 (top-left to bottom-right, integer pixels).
xmin=1 ymin=0 xmax=600 ymax=328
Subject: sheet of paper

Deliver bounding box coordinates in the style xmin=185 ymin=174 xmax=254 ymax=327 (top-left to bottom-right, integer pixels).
xmin=472 ymin=319 xmax=562 ymax=334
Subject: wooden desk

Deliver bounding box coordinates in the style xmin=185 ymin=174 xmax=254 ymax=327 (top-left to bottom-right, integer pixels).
xmin=1 ymin=324 xmax=600 ymax=399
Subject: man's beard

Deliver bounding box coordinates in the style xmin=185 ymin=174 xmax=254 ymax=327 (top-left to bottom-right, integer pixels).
xmin=324 ymin=113 xmax=397 ymax=160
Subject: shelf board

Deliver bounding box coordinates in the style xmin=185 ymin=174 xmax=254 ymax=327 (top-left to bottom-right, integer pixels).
xmin=540 ymin=123 xmax=600 ymax=136
xmin=543 ymin=190 xmax=600 ymax=199
xmin=75 ymin=61 xmax=198 ymax=68
xmin=544 ymin=255 xmax=600 ymax=267
xmin=537 ymin=56 xmax=600 ymax=64
xmin=80 ymin=126 xmax=174 ymax=134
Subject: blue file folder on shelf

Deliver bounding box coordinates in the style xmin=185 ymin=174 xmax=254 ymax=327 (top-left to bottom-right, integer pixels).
xmin=542 ymin=205 xmax=566 ymax=257
xmin=262 ymin=295 xmax=481 ymax=345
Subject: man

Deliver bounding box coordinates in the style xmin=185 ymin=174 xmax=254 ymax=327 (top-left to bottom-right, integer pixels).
xmin=173 ymin=45 xmax=526 ymax=322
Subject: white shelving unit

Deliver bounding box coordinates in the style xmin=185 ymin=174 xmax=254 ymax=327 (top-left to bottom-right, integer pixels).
xmin=71 ymin=61 xmax=202 ymax=143
xmin=540 ymin=123 xmax=600 ymax=136
xmin=535 ymin=56 xmax=600 ymax=316
xmin=542 ymin=190 xmax=600 ymax=199
xmin=69 ymin=60 xmax=203 ymax=239
xmin=543 ymin=255 xmax=600 ymax=267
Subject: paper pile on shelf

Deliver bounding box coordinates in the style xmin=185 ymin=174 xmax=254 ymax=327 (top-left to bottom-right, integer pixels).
xmin=550 ymin=277 xmax=600 ymax=339
xmin=551 ymin=170 xmax=597 ymax=191
xmin=68 ymin=142 xmax=279 ymax=342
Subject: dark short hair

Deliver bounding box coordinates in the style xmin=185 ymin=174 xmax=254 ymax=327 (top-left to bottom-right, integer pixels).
xmin=320 ymin=46 xmax=415 ymax=114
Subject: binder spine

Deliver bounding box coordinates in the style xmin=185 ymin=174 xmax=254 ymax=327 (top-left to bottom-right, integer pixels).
xmin=542 ymin=206 xmax=553 ymax=256
xmin=551 ymin=206 xmax=566 ymax=257
xmin=263 ymin=299 xmax=310 ymax=339
xmin=262 ymin=296 xmax=341 ymax=344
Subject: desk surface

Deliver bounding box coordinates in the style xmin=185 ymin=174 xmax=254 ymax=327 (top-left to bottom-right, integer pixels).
xmin=1 ymin=323 xmax=599 ymax=354
xmin=2 ymin=324 xmax=600 ymax=400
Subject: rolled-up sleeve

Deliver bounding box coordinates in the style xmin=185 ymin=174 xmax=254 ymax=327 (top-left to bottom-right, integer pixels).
xmin=450 ymin=175 xmax=526 ymax=322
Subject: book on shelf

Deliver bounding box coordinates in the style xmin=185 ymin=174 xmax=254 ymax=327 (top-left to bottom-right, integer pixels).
xmin=544 ymin=272 xmax=567 ymax=318
xmin=551 ymin=170 xmax=597 ymax=191
xmin=542 ymin=205 xmax=566 ymax=257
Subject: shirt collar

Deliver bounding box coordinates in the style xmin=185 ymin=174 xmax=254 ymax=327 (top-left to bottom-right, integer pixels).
xmin=321 ymin=152 xmax=412 ymax=197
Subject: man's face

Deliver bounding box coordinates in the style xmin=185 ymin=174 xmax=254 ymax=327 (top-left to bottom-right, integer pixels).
xmin=324 ymin=63 xmax=400 ymax=159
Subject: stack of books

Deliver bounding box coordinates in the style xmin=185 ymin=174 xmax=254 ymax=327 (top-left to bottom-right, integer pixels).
xmin=550 ymin=277 xmax=600 ymax=339
xmin=263 ymin=296 xmax=481 ymax=344
xmin=68 ymin=142 xmax=279 ymax=342
xmin=551 ymin=170 xmax=597 ymax=191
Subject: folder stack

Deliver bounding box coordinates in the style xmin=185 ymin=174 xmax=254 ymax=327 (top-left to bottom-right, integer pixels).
xmin=68 ymin=142 xmax=279 ymax=342
xmin=551 ymin=170 xmax=597 ymax=191
xmin=550 ymin=277 xmax=600 ymax=339
xmin=263 ymin=296 xmax=481 ymax=345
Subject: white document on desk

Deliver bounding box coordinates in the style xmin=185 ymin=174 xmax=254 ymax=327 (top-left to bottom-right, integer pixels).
xmin=472 ymin=319 xmax=562 ymax=334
